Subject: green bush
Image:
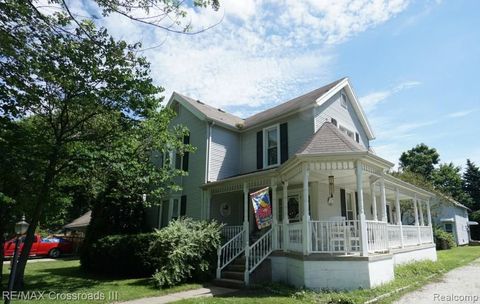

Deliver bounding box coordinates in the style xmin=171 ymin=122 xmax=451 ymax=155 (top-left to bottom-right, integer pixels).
xmin=434 ymin=228 xmax=456 ymax=250
xmin=149 ymin=218 xmax=222 ymax=288
xmin=81 ymin=233 xmax=158 ymax=276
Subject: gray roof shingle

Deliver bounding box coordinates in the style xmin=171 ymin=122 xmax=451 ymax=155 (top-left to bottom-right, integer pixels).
xmin=175 ymin=78 xmax=345 ymax=130
xmin=64 ymin=211 xmax=91 ymax=229
xmin=297 ymin=121 xmax=367 ymax=155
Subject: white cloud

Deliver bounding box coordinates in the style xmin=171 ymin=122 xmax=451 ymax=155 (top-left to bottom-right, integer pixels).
xmin=360 ymin=81 xmax=421 ymax=113
xmin=447 ymin=109 xmax=477 ymax=118
xmin=55 ymin=0 xmax=411 ymax=109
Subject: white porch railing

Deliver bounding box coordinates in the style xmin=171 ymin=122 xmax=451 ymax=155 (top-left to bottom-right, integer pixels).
xmin=310 ymin=220 xmax=360 ymax=254
xmin=420 ymin=226 xmax=433 ymax=243
xmin=287 ymin=222 xmax=303 ymax=252
xmin=366 ymin=221 xmax=389 ymax=253
xmin=402 ymin=225 xmax=420 ymax=247
xmin=221 ymin=225 xmax=243 ymax=241
xmin=248 ymin=229 xmax=273 ymax=274
xmin=216 ymin=229 xmax=245 ymax=278
xmin=387 ymin=224 xmax=402 ymax=249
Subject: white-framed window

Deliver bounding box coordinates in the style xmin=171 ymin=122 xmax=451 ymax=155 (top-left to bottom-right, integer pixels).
xmin=263 ymin=124 xmax=280 ymax=167
xmin=340 ymin=92 xmax=348 ymax=109
xmin=339 ymin=125 xmax=354 ymax=140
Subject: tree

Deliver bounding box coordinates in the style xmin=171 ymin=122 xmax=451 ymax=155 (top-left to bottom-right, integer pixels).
xmin=432 ymin=163 xmax=473 ymax=207
xmin=463 ymin=159 xmax=480 ymax=211
xmin=0 ymin=1 xmax=189 ymax=289
xmin=399 ymin=143 xmax=440 ymax=180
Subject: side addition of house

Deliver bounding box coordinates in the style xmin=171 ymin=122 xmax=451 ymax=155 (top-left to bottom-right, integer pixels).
xmin=148 ymin=78 xmax=438 ymax=290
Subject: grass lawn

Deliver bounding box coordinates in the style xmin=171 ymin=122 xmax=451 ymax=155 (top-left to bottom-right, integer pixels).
xmin=1 ymin=259 xmax=201 ymax=304
xmin=177 ymin=246 xmax=480 ymax=304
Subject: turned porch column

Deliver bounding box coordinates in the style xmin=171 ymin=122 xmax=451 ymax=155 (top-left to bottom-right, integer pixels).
xmin=271 ymin=179 xmax=278 ymax=250
xmin=243 ymin=182 xmax=250 ymax=284
xmin=282 ymin=181 xmax=289 ymax=252
xmin=370 ymin=181 xmax=378 ymax=221
xmin=356 ymin=161 xmax=368 ymax=256
xmin=380 ymin=176 xmax=387 ymax=222
xmin=302 ymin=164 xmax=310 ymax=255
xmin=395 ymin=188 xmax=404 ymax=248
xmin=426 ymin=198 xmax=432 ymax=227
xmin=419 ymin=200 xmax=425 ymax=226
xmin=413 ymin=194 xmax=421 ymax=245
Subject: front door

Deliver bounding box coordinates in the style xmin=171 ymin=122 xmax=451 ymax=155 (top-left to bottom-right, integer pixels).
xmin=341 ymin=189 xmax=357 ymax=221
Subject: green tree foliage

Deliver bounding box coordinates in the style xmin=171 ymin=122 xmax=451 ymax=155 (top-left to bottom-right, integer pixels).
xmin=0 ymin=0 xmax=192 ymax=288
xmin=463 ymin=159 xmax=480 ymax=211
xmin=149 ymin=218 xmax=222 ymax=288
xmin=399 ymin=143 xmax=440 ymax=180
xmin=432 ymin=163 xmax=473 ymax=206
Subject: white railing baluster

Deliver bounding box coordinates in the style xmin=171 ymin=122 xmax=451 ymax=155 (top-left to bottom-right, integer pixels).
xmin=216 ymin=228 xmax=245 ymax=279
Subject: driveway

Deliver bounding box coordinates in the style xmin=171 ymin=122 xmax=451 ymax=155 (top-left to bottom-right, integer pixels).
xmin=395 ymin=258 xmax=480 ymax=304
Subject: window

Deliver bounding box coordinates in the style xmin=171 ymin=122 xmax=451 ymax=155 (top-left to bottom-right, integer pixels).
xmin=340 ymin=92 xmax=348 ymax=109
xmin=331 ymin=118 xmax=338 ymax=126
xmin=175 ymin=152 xmax=182 ymax=170
xmin=355 ymin=133 xmax=360 ymax=143
xmin=172 ymin=198 xmax=179 ymax=220
xmin=445 ymin=223 xmax=453 ymax=233
xmin=346 ymin=192 xmax=356 ymax=220
xmin=339 ymin=125 xmax=354 ymax=140
xmin=264 ymin=125 xmax=280 ymax=167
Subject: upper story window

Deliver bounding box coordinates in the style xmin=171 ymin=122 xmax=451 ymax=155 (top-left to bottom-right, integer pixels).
xmin=331 ymin=118 xmax=338 ymax=126
xmin=264 ymin=125 xmax=280 ymax=167
xmin=339 ymin=125 xmax=354 ymax=140
xmin=340 ymin=92 xmax=348 ymax=109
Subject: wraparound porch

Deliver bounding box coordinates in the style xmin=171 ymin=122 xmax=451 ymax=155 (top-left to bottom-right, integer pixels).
xmin=207 ymin=154 xmax=436 ymax=289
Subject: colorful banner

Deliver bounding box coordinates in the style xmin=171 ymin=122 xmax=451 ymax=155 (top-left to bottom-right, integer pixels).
xmin=250 ymin=187 xmax=272 ymax=229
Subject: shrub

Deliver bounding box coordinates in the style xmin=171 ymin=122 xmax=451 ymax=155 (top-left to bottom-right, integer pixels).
xmin=434 ymin=228 xmax=456 ymax=250
xmin=81 ymin=233 xmax=158 ymax=276
xmin=149 ymin=218 xmax=222 ymax=288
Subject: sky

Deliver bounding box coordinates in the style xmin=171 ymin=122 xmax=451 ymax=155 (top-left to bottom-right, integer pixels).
xmin=60 ymin=0 xmax=480 ymax=169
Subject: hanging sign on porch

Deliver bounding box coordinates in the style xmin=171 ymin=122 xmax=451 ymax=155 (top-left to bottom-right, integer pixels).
xmin=250 ymin=187 xmax=272 ymax=229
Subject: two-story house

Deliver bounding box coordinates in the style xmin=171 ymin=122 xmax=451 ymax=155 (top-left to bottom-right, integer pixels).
xmin=147 ymin=78 xmax=437 ymax=290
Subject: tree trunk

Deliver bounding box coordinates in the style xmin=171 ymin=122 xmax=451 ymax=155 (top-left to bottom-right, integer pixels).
xmin=13 ymin=151 xmax=58 ymax=290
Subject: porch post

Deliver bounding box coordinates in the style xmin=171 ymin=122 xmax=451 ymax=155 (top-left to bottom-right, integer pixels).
xmin=370 ymin=181 xmax=378 ymax=221
xmin=426 ymin=198 xmax=433 ymax=243
xmin=168 ymin=197 xmax=174 ymax=221
xmin=395 ymin=188 xmax=404 ymax=248
xmin=204 ymin=189 xmax=211 ymax=220
xmin=271 ymin=179 xmax=278 ymax=250
xmin=302 ymin=164 xmax=310 ymax=255
xmin=413 ymin=195 xmax=421 ymax=245
xmin=419 ymin=200 xmax=425 ymax=226
xmin=356 ymin=161 xmax=369 ymax=256
xmin=282 ymin=181 xmax=289 ymax=252
xmin=243 ymin=182 xmax=250 ymax=284
xmin=380 ymin=176 xmax=387 ymax=222
xmin=426 ymin=198 xmax=432 ymax=226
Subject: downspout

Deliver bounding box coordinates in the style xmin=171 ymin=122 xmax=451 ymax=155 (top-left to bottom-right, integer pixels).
xmin=205 ymin=121 xmax=214 ymax=183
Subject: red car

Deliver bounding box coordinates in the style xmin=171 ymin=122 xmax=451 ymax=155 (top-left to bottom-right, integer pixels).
xmin=3 ymin=234 xmax=73 ymax=258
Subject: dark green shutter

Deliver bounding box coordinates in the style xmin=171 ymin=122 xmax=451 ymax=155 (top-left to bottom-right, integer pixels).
xmin=180 ymin=195 xmax=187 ymax=216
xmin=280 ymin=123 xmax=288 ymax=164
xmin=355 ymin=192 xmax=359 ymax=216
xmin=340 ymin=189 xmax=346 ymax=218
xmin=182 ymin=135 xmax=190 ymax=171
xmin=256 ymin=131 xmax=263 ymax=169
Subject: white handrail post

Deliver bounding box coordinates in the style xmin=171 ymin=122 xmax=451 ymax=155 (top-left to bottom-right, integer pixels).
xmin=395 ymin=188 xmax=404 ymax=248
xmin=271 ymin=179 xmax=278 ymax=250
xmin=283 ymin=180 xmax=289 ymax=252
xmin=356 ymin=161 xmax=368 ymax=256
xmin=216 ymin=246 xmax=221 ymax=278
xmin=243 ymin=182 xmax=250 ymax=285
xmin=302 ymin=164 xmax=310 ymax=255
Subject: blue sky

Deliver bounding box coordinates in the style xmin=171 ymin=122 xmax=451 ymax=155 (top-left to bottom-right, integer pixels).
xmin=59 ymin=0 xmax=480 ymax=168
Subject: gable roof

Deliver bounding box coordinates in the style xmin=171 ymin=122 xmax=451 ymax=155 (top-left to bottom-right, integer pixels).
xmin=64 ymin=211 xmax=91 ymax=229
xmin=244 ymin=78 xmax=345 ymax=128
xmin=297 ymin=121 xmax=367 ymax=155
xmin=167 ymin=77 xmax=374 ymax=138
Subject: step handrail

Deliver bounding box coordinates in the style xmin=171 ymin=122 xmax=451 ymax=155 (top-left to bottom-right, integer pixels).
xmin=216 ymin=229 xmax=245 ymax=278
xmin=248 ymin=228 xmax=273 ymax=274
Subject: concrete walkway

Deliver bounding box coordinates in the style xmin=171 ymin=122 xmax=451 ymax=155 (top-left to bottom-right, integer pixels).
xmin=118 ymin=286 xmax=237 ymax=304
xmin=395 ymin=258 xmax=480 ymax=304
xmin=3 ymin=258 xmax=57 ymax=265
